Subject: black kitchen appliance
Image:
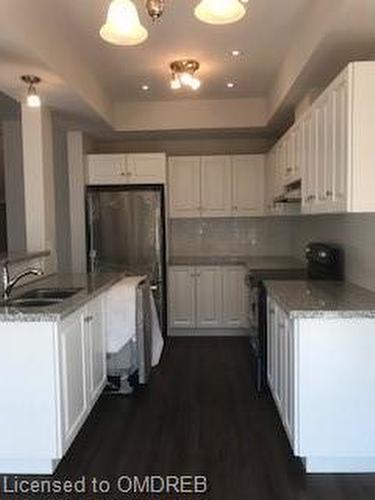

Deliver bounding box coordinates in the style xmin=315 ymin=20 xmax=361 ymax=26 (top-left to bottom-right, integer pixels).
xmin=249 ymin=243 xmax=343 ymax=392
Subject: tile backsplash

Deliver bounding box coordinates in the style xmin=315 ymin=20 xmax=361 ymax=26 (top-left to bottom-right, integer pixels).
xmin=169 ymin=217 xmax=294 ymax=258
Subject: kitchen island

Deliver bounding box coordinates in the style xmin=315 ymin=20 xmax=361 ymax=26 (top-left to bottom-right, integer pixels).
xmin=265 ymin=279 xmax=375 ymax=473
xmin=0 ymin=272 xmax=134 ymax=475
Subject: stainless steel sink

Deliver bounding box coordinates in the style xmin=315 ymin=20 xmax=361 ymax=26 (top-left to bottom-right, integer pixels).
xmin=18 ymin=287 xmax=83 ymax=300
xmin=1 ymin=297 xmax=64 ymax=308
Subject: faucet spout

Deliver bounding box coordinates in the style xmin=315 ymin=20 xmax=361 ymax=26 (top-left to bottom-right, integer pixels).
xmin=2 ymin=264 xmax=44 ymax=301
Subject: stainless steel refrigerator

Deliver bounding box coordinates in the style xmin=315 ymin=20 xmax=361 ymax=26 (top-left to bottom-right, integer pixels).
xmin=86 ymin=186 xmax=166 ymax=335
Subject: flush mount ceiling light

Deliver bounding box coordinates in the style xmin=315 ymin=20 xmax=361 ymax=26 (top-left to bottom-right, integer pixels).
xmin=145 ymin=0 xmax=166 ymax=21
xmin=100 ymin=0 xmax=148 ymax=46
xmin=170 ymin=60 xmax=201 ymax=91
xmin=195 ymin=0 xmax=248 ymax=25
xmin=21 ymin=75 xmax=42 ymax=108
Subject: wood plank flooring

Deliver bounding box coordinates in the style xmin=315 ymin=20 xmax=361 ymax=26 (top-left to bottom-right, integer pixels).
xmin=2 ymin=337 xmax=375 ymax=499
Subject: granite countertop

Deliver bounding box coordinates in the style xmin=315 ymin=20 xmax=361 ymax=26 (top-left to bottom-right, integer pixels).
xmin=169 ymin=255 xmax=306 ymax=271
xmin=265 ymin=280 xmax=375 ymax=318
xmin=0 ymin=272 xmax=143 ymax=322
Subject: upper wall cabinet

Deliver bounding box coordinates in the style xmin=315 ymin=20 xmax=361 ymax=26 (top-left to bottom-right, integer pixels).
xmin=86 ymin=153 xmax=166 ymax=185
xmin=168 ymin=156 xmax=201 ymax=217
xmin=232 ymin=155 xmax=265 ymax=216
xmin=168 ymin=155 xmax=265 ymax=218
xmin=267 ymin=62 xmax=375 ymax=215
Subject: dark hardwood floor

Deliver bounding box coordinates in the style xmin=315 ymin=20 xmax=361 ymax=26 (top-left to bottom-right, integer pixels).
xmin=2 ymin=337 xmax=375 ymax=500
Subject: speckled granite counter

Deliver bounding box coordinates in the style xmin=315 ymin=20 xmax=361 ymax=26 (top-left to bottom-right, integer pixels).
xmin=265 ymin=280 xmax=375 ymax=318
xmin=169 ymin=256 xmax=306 ymax=270
xmin=0 ymin=272 xmax=141 ymax=322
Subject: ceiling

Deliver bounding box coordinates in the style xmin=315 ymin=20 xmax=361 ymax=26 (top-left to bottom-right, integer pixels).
xmin=59 ymin=0 xmax=311 ymax=102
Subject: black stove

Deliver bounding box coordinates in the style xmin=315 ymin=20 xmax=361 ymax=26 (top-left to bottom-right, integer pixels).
xmin=248 ymin=243 xmax=343 ymax=392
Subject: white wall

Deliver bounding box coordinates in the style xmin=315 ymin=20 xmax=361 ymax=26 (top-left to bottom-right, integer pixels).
xmin=114 ymin=98 xmax=267 ymax=132
xmin=90 ymin=136 xmax=272 ymax=156
xmin=292 ymin=214 xmax=375 ymax=291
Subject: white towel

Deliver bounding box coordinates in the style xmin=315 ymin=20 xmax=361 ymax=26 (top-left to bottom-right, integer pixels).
xmin=106 ymin=276 xmax=145 ymax=354
xmin=150 ymin=291 xmax=164 ymax=366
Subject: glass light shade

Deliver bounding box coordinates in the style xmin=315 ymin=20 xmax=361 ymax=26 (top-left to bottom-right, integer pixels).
xmin=170 ymin=76 xmax=182 ymax=90
xmin=27 ymin=92 xmax=41 ymax=108
xmin=190 ymin=77 xmax=201 ymax=90
xmin=194 ymin=0 xmax=246 ymax=25
xmin=179 ymin=72 xmax=195 ymax=86
xmin=100 ymin=0 xmax=148 ymax=46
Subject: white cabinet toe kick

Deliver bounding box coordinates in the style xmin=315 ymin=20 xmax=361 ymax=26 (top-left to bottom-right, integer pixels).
xmin=267 ymin=296 xmax=375 ymax=473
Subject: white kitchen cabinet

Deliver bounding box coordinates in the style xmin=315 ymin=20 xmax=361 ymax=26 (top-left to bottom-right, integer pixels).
xmin=86 ymin=153 xmax=166 ymax=185
xmin=196 ymin=267 xmax=223 ymax=327
xmin=201 ymin=156 xmax=232 ymax=217
xmin=84 ymin=297 xmax=106 ymax=405
xmin=168 ymin=266 xmax=196 ymax=328
xmin=59 ymin=310 xmax=87 ymax=451
xmin=169 ymin=265 xmax=248 ymax=333
xmin=126 ymin=153 xmax=166 ymax=184
xmin=301 ymin=110 xmax=317 ymax=212
xmin=222 ymin=266 xmax=248 ymax=328
xmin=168 ymin=155 xmax=266 ymax=219
xmin=87 ymin=154 xmax=127 ymax=184
xmin=168 ymin=157 xmax=201 ymax=217
xmin=232 ymin=155 xmax=265 ymax=216
xmin=0 ymin=286 xmax=113 ymax=474
xmin=267 ymin=294 xmax=375 ymax=473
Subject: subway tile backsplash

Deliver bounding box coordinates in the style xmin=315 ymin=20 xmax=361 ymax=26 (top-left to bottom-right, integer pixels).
xmin=169 ymin=217 xmax=294 ymax=258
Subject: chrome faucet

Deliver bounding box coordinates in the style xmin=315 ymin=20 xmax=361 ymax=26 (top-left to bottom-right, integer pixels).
xmin=2 ymin=263 xmax=44 ymax=301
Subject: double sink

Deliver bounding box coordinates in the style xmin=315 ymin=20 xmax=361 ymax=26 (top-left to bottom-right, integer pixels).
xmin=1 ymin=288 xmax=83 ymax=308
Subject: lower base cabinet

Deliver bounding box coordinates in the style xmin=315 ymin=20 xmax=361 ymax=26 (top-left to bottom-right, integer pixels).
xmin=169 ymin=265 xmax=248 ymax=334
xmin=59 ymin=296 xmax=106 ymax=453
xmin=0 ymin=294 xmax=107 ymax=475
xmin=267 ymin=295 xmax=375 ymax=473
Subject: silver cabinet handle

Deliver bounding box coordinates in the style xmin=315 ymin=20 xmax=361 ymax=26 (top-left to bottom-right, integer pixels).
xmin=150 ymin=285 xmax=158 ymax=291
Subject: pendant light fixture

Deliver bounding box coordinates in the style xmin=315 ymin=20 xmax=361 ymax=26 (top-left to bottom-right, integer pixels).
xmin=145 ymin=0 xmax=166 ymax=21
xmin=100 ymin=0 xmax=148 ymax=46
xmin=194 ymin=0 xmax=247 ymax=25
xmin=170 ymin=60 xmax=201 ymax=91
xmin=21 ymin=75 xmax=42 ymax=108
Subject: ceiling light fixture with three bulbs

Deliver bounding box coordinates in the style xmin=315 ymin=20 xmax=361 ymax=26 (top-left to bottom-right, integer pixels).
xmin=170 ymin=60 xmax=201 ymax=91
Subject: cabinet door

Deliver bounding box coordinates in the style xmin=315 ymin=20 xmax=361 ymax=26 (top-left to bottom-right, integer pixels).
xmin=222 ymin=266 xmax=248 ymax=328
xmin=168 ymin=266 xmax=196 ymax=328
xmin=168 ymin=157 xmax=201 ymax=217
xmin=86 ymin=155 xmax=127 ymax=185
xmin=201 ymin=156 xmax=232 ymax=217
xmin=331 ymin=77 xmax=349 ymax=211
xmin=232 ymin=155 xmax=265 ymax=216
xmin=294 ymin=121 xmax=303 ymax=181
xmin=315 ymin=96 xmax=329 ymax=211
xmin=84 ymin=297 xmax=106 ymax=404
xmin=284 ymin=315 xmax=295 ymax=445
xmin=59 ymin=312 xmax=87 ymax=450
xmin=267 ymin=297 xmax=277 ymax=393
xmin=301 ymin=112 xmax=317 ymax=211
xmin=127 ymin=153 xmax=166 ymax=184
xmin=196 ymin=267 xmax=223 ymax=328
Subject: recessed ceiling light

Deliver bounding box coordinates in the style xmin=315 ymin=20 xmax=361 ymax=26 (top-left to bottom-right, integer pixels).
xmin=141 ymin=84 xmax=150 ymax=91
xmin=231 ymin=49 xmax=241 ymax=57
xmin=226 ymin=82 xmax=235 ymax=88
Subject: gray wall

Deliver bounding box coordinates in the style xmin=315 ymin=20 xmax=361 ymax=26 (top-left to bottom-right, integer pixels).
xmin=170 ymin=217 xmax=294 ymax=258
xmin=291 ymin=214 xmax=375 ymax=291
